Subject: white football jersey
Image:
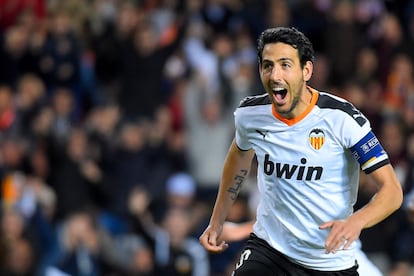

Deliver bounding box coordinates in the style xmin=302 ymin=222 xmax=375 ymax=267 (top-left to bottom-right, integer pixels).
xmin=234 ymin=87 xmax=389 ymax=271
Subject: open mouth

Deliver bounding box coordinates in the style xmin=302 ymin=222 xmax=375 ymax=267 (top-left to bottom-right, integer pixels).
xmin=272 ymin=87 xmax=288 ymax=101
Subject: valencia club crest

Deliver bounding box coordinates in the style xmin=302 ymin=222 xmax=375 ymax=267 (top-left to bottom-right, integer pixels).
xmin=309 ymin=128 xmax=325 ymax=150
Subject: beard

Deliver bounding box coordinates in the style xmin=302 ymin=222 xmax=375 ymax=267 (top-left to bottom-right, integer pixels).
xmin=277 ymin=94 xmax=300 ymax=116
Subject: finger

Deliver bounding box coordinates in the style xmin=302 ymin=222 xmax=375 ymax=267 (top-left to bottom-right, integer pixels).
xmin=342 ymin=236 xmax=352 ymax=250
xmin=217 ymin=240 xmax=229 ymax=251
xmin=326 ymin=238 xmax=341 ymax=254
xmin=206 ymin=240 xmax=229 ymax=254
xmin=325 ymin=231 xmax=342 ymax=253
xmin=325 ymin=236 xmax=341 ymax=254
xmin=323 ymin=231 xmax=339 ymax=252
xmin=207 ymin=231 xmax=218 ymax=246
xmin=326 ymin=235 xmax=350 ymax=254
xmin=320 ymin=222 xmax=336 ymax=253
xmin=199 ymin=231 xmax=214 ymax=247
xmin=319 ymin=221 xmax=333 ymax=230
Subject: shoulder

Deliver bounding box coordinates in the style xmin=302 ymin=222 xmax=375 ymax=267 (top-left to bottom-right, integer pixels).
xmin=316 ymin=91 xmax=367 ymax=127
xmin=238 ymin=93 xmax=271 ymax=108
xmin=235 ymin=93 xmax=271 ymax=132
xmin=316 ymin=91 xmax=355 ymax=111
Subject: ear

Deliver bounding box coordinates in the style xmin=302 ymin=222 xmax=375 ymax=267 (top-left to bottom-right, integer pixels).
xmin=303 ymin=61 xmax=313 ymax=82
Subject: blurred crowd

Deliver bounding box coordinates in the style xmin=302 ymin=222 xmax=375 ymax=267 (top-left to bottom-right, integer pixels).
xmin=0 ymin=0 xmax=414 ymax=275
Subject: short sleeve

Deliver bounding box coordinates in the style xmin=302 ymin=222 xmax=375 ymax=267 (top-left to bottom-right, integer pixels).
xmin=234 ymin=108 xmax=252 ymax=151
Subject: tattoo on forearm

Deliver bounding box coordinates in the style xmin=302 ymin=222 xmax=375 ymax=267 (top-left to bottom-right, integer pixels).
xmin=227 ymin=169 xmax=248 ymax=200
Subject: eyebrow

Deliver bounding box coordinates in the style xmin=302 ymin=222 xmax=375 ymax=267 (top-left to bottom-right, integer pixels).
xmin=262 ymin=57 xmax=294 ymax=63
xmin=277 ymin=57 xmax=294 ymax=62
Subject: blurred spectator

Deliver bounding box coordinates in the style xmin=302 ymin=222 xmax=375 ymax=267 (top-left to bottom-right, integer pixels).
xmin=124 ymin=184 xmax=170 ymax=273
xmin=3 ymin=237 xmax=36 ymax=276
xmin=216 ymin=30 xmax=261 ymax=111
xmin=0 ymin=25 xmax=37 ymax=87
xmin=116 ymin=5 xmax=187 ymax=121
xmin=84 ymin=103 xmax=121 ymax=164
xmin=48 ymin=87 xmax=77 ymax=144
xmin=37 ymin=9 xmax=81 ymax=93
xmin=323 ymin=0 xmax=364 ymax=87
xmin=307 ymin=53 xmax=332 ymax=92
xmin=0 ymin=0 xmax=46 ymax=30
xmin=146 ymin=106 xmax=187 ymax=200
xmin=0 ymin=137 xmax=30 ymax=207
xmin=45 ymin=210 xmax=116 ymax=276
xmin=341 ymin=81 xmax=366 ymax=110
xmin=372 ymin=12 xmax=407 ymax=86
xmin=370 ymin=116 xmax=413 ymax=276
xmin=14 ymin=74 xmax=47 ymax=138
xmin=183 ymin=20 xmax=221 ymax=98
xmin=286 ymin=1 xmax=327 ymax=52
xmin=0 ymin=85 xmax=19 ymax=138
xmin=383 ymin=53 xmax=414 ymax=118
xmin=48 ymin=127 xmax=104 ymax=221
xmin=0 ymin=208 xmax=38 ymax=275
xmin=158 ymin=206 xmax=210 ymax=276
xmin=387 ymin=131 xmax=414 ymax=276
xmin=357 ymin=79 xmax=384 ymax=134
xmin=90 ymin=0 xmax=138 ymax=103
xmin=165 ymin=172 xmax=196 ymax=209
xmin=378 ymin=116 xmax=408 ymax=184
xmin=200 ymin=0 xmax=234 ymax=34
xmin=111 ymin=233 xmax=157 ymax=275
xmin=164 ymin=80 xmax=191 ymax=171
xmin=104 ymin=119 xmax=151 ymax=216
xmin=353 ymin=46 xmax=380 ymax=86
xmin=265 ymin=0 xmax=290 ymax=28
xmin=127 ymin=185 xmax=156 ymax=237
xmin=184 ymin=84 xmax=233 ymax=202
xmin=29 ymin=105 xmax=54 ymax=147
xmin=163 ymin=172 xmax=208 ymax=233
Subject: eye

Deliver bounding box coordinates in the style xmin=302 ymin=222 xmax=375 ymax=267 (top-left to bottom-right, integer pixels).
xmin=262 ymin=63 xmax=273 ymax=71
xmin=281 ymin=62 xmax=291 ymax=68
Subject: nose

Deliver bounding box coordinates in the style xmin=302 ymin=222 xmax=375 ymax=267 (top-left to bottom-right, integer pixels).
xmin=270 ymin=65 xmax=283 ymax=82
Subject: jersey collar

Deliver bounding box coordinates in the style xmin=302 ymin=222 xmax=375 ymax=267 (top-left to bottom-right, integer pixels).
xmin=272 ymin=86 xmax=319 ymax=126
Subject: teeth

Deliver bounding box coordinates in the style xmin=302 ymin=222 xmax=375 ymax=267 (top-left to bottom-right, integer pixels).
xmin=273 ymin=88 xmax=287 ymax=94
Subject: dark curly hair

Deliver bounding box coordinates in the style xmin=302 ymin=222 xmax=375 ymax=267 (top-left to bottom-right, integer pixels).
xmin=257 ymin=27 xmax=315 ymax=68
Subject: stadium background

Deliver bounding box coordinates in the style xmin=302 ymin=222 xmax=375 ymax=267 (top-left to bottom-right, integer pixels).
xmin=0 ymin=0 xmax=414 ymax=275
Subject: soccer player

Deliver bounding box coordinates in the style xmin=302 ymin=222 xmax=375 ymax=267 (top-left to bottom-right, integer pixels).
xmin=198 ymin=27 xmax=403 ymax=275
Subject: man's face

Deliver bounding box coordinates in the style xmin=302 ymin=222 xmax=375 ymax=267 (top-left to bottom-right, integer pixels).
xmin=259 ymin=42 xmax=312 ymax=119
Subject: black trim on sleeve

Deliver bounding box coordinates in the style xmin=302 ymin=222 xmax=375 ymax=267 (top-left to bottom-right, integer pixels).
xmin=235 ymin=143 xmax=251 ymax=152
xmin=239 ymin=93 xmax=271 ymax=108
xmin=364 ymin=159 xmax=390 ymax=174
xmin=317 ymin=93 xmax=367 ymax=126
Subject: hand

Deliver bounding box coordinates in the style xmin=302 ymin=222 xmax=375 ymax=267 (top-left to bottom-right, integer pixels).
xmin=319 ymin=219 xmax=362 ymax=254
xmin=199 ymin=225 xmax=229 ymax=254
xmin=80 ymin=160 xmax=102 ymax=182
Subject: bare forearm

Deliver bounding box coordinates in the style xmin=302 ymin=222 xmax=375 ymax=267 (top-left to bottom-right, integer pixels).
xmin=209 ymin=140 xmax=254 ymax=227
xmin=352 ymin=164 xmax=403 ymax=229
